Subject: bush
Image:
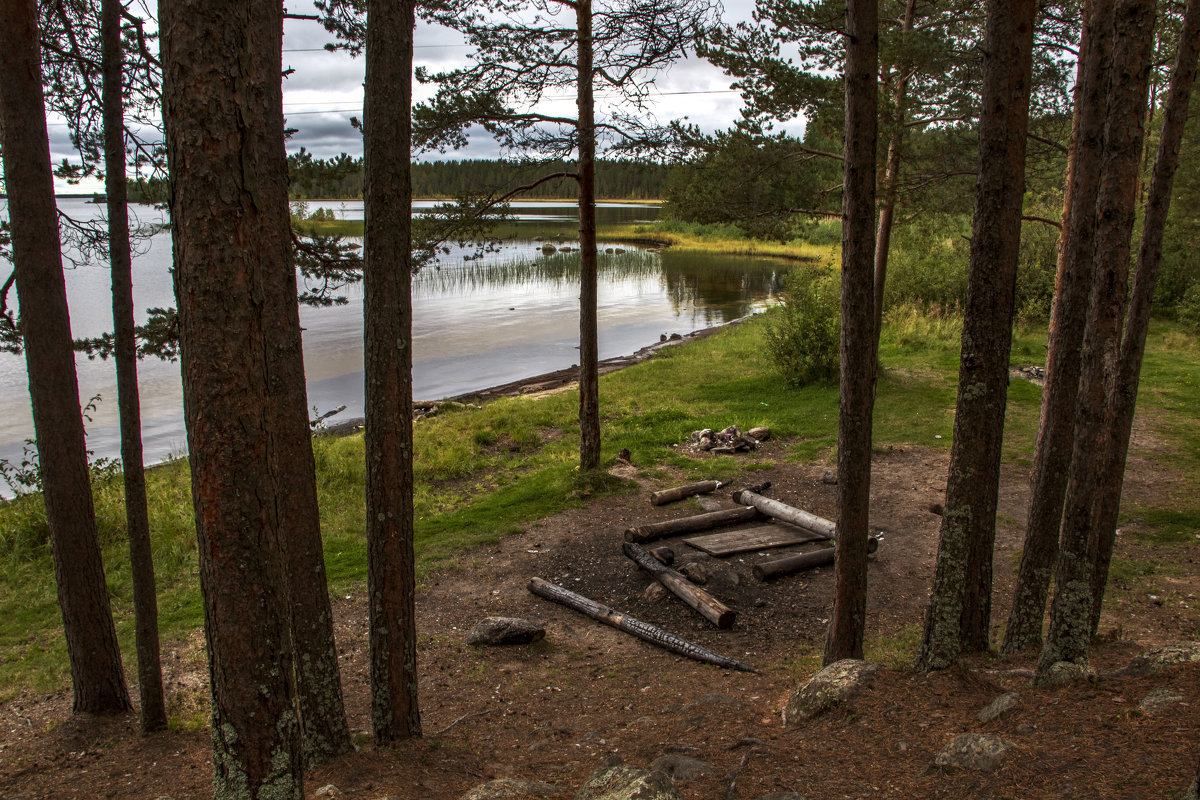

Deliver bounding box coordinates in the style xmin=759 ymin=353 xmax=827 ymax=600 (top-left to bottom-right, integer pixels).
xmin=1178 ymin=283 xmax=1200 ymax=334
xmin=763 ymin=266 xmax=840 ymax=386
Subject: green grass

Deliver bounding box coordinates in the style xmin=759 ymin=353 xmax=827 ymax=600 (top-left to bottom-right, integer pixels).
xmin=3 ymin=296 xmax=1200 ymax=698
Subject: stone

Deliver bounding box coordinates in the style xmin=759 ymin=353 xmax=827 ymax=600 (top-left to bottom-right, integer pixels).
xmin=460 ymin=778 xmax=563 ymax=800
xmin=574 ymin=765 xmax=682 ymax=800
xmin=313 ymin=786 xmax=342 ymax=798
xmin=1139 ymin=687 xmax=1185 ymax=715
xmin=1123 ymin=641 xmax=1200 ymax=677
xmin=1037 ymin=661 xmax=1096 ymax=688
xmin=782 ymin=659 xmax=878 ymax=725
xmin=977 ymin=692 xmax=1019 ymax=723
xmin=466 ymin=617 xmax=546 ymax=646
xmin=930 ymin=733 xmax=1015 ymax=773
xmin=747 ymin=426 xmax=770 ymax=442
xmin=821 ymin=471 xmax=837 ymax=485
xmin=643 ymin=582 xmax=669 ymax=603
xmin=649 ymin=754 xmax=715 ymax=781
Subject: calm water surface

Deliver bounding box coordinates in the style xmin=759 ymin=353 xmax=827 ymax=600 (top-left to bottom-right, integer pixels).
xmin=0 ymin=198 xmax=784 ymax=478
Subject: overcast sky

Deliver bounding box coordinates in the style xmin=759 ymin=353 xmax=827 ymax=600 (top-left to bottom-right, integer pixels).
xmin=49 ymin=1 xmax=803 ymax=191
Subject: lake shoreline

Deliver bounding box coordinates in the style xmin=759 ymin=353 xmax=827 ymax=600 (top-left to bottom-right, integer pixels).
xmin=320 ymin=311 xmax=757 ymax=437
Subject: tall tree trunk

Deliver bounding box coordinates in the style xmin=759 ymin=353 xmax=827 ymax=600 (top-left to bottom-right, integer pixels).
xmin=1002 ymin=0 xmax=1117 ymax=654
xmin=871 ymin=0 xmax=916 ymax=350
xmin=102 ymin=0 xmax=165 ymax=733
xmin=914 ymin=0 xmax=1037 ymax=671
xmin=161 ymin=0 xmax=304 ymax=794
xmin=364 ymin=0 xmax=421 ymax=743
xmin=577 ymin=0 xmax=601 ymax=472
xmin=824 ymin=0 xmax=878 ymax=666
xmin=1037 ymin=0 xmax=1156 ymax=679
xmin=1088 ymin=0 xmax=1200 ymax=637
xmin=0 ymin=0 xmax=131 ymax=716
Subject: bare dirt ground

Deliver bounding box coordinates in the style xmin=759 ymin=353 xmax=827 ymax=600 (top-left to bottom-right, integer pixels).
xmin=3 ymin=433 xmax=1200 ymax=800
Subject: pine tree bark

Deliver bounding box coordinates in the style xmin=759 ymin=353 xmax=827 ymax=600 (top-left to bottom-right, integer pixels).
xmin=1088 ymin=0 xmax=1200 ymax=636
xmin=102 ymin=0 xmax=165 ymax=734
xmin=577 ymin=0 xmax=601 ymax=471
xmin=824 ymin=0 xmax=878 ymax=666
xmin=1002 ymin=0 xmax=1117 ymax=654
xmin=1037 ymin=0 xmax=1156 ymax=679
xmin=914 ymin=0 xmax=1037 ymax=670
xmin=364 ymin=0 xmax=421 ymax=743
xmin=160 ymin=0 xmax=304 ymax=794
xmin=0 ymin=0 xmax=131 ymax=716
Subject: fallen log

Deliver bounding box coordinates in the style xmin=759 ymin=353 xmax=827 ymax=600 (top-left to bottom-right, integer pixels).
xmin=731 ymin=488 xmax=836 ymax=539
xmin=623 ymin=542 xmax=736 ymax=628
xmin=527 ymin=577 xmax=756 ymax=672
xmin=624 ymin=506 xmax=763 ymax=544
xmin=650 ymin=480 xmax=722 ymax=506
xmin=753 ymin=537 xmax=880 ymax=580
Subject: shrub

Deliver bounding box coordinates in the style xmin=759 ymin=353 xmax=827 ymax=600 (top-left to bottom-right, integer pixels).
xmin=1178 ymin=283 xmax=1200 ymax=334
xmin=763 ymin=266 xmax=840 ymax=386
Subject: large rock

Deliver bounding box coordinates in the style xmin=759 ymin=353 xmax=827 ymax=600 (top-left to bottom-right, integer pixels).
xmin=782 ymin=659 xmax=878 ymax=725
xmin=977 ymin=692 xmax=1019 ymax=723
xmin=460 ymin=778 xmax=563 ymax=800
xmin=649 ymin=754 xmax=715 ymax=782
xmin=1036 ymin=661 xmax=1096 ymax=688
xmin=930 ymin=733 xmax=1015 ymax=773
xmin=466 ymin=617 xmax=546 ymax=646
xmin=1139 ymin=687 xmax=1185 ymax=715
xmin=1123 ymin=641 xmax=1200 ymax=677
xmin=574 ymin=765 xmax=682 ymax=800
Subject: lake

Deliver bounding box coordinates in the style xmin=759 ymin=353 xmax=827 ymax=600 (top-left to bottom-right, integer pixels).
xmin=0 ymin=198 xmax=786 ymax=486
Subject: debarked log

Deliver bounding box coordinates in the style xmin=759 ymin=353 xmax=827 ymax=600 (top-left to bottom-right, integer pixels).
xmin=623 ymin=542 xmax=736 ymax=628
xmin=527 ymin=577 xmax=756 ymax=672
xmin=624 ymin=506 xmax=764 ymax=544
xmin=650 ymin=480 xmax=721 ymax=506
xmin=731 ymin=488 xmax=837 ymax=539
xmin=752 ymin=536 xmax=880 ymax=580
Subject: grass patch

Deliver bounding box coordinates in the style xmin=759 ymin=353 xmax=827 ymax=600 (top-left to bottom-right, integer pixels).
xmin=3 ymin=295 xmax=1200 ymax=698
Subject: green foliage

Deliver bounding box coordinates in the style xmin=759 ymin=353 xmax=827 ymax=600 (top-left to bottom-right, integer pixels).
xmin=884 ymin=215 xmax=971 ymax=309
xmin=1177 ymin=283 xmax=1200 ymax=334
xmin=763 ymin=266 xmax=840 ymax=386
xmin=664 ymin=130 xmax=841 ymax=238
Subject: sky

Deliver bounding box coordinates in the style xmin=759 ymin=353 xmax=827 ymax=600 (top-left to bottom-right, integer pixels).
xmin=46 ymin=0 xmax=806 ymax=191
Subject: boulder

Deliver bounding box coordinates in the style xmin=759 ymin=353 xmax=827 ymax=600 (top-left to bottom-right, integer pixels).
xmin=1123 ymin=641 xmax=1200 ymax=677
xmin=782 ymin=659 xmax=878 ymax=725
xmin=1139 ymin=687 xmax=1185 ymax=715
xmin=649 ymin=754 xmax=715 ymax=782
xmin=460 ymin=778 xmax=563 ymax=800
xmin=747 ymin=426 xmax=770 ymax=442
xmin=1036 ymin=661 xmax=1096 ymax=688
xmin=977 ymin=692 xmax=1019 ymax=723
xmin=930 ymin=733 xmax=1015 ymax=773
xmin=574 ymin=765 xmax=682 ymax=800
xmin=466 ymin=617 xmax=546 ymax=646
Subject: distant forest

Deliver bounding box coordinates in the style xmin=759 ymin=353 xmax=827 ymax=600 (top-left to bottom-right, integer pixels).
xmin=287 ymin=153 xmax=671 ymax=200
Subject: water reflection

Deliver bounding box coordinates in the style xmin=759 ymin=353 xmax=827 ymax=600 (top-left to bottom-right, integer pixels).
xmin=0 ymin=198 xmax=784 ymax=483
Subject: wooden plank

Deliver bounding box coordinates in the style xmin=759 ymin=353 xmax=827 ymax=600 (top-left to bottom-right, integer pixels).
xmin=683 ymin=524 xmax=830 ymax=556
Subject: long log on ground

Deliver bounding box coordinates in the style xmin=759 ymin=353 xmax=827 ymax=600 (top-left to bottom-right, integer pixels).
xmin=623 ymin=542 xmax=736 ymax=628
xmin=527 ymin=577 xmax=756 ymax=672
xmin=731 ymin=488 xmax=837 ymax=539
xmin=753 ymin=537 xmax=880 ymax=580
xmin=650 ymin=480 xmax=721 ymax=506
xmin=624 ymin=506 xmax=763 ymax=543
